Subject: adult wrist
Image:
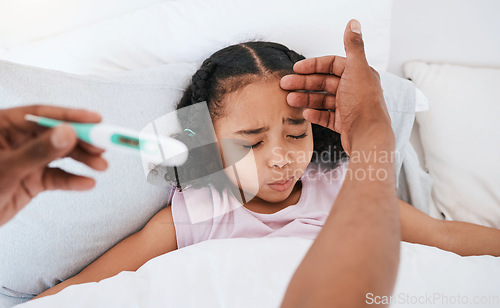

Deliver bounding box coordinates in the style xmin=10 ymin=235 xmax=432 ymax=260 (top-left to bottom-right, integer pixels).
xmin=349 ymin=118 xmax=395 ymax=153
xmin=345 ymin=98 xmax=392 ymax=146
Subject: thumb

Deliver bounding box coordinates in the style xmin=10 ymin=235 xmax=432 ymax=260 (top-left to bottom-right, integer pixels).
xmin=343 ymin=19 xmax=368 ymax=65
xmin=11 ymin=125 xmax=77 ymax=176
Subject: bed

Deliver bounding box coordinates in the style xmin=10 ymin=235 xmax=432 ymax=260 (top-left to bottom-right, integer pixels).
xmin=0 ymin=0 xmax=499 ymax=307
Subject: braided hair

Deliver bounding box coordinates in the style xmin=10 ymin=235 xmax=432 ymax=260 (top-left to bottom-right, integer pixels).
xmin=164 ymin=41 xmax=347 ymax=191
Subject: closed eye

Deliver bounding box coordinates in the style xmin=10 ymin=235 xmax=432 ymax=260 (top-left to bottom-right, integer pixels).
xmin=289 ymin=133 xmax=308 ymax=140
xmin=243 ymin=141 xmax=262 ymax=149
xmin=242 ymin=133 xmax=307 ymax=149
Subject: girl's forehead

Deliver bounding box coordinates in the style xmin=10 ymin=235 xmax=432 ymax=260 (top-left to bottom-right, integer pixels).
xmin=217 ymin=80 xmax=303 ymax=128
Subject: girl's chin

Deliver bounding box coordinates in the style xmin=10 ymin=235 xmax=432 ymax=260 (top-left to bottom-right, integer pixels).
xmin=230 ymin=177 xmax=299 ymax=204
xmin=259 ymin=195 xmax=290 ymax=204
xmin=256 ymin=181 xmax=296 ymax=203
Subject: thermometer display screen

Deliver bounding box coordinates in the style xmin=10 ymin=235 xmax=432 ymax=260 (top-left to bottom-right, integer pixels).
xmin=118 ymin=136 xmax=139 ymax=147
xmin=111 ymin=134 xmax=140 ymax=149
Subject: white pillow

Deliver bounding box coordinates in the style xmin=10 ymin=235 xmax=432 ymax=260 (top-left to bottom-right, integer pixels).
xmin=0 ymin=0 xmax=393 ymax=74
xmin=414 ymin=88 xmax=429 ymax=112
xmin=0 ymin=60 xmax=197 ymax=307
xmin=404 ymin=61 xmax=500 ymax=227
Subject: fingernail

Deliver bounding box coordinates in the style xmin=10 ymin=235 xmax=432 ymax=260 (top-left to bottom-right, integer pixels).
xmin=51 ymin=125 xmax=72 ymax=149
xmin=350 ymin=19 xmax=362 ymax=35
xmin=281 ymin=75 xmax=292 ymax=82
xmin=280 ymin=75 xmax=292 ymax=87
xmin=293 ymin=60 xmax=303 ymax=70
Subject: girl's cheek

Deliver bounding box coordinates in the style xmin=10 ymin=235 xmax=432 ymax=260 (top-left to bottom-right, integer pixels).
xmin=220 ymin=143 xmax=259 ymax=177
xmin=285 ymin=140 xmax=314 ymax=163
xmin=224 ymin=151 xmax=260 ymax=196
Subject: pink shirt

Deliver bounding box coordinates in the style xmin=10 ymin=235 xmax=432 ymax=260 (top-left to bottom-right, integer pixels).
xmin=170 ymin=161 xmax=348 ymax=249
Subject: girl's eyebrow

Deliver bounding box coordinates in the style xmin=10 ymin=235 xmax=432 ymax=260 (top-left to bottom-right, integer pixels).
xmin=234 ymin=117 xmax=306 ymax=136
xmin=286 ymin=117 xmax=306 ymax=125
xmin=235 ymin=127 xmax=268 ymax=136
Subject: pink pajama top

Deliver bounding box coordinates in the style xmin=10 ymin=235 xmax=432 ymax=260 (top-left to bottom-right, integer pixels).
xmin=170 ymin=162 xmax=348 ymax=249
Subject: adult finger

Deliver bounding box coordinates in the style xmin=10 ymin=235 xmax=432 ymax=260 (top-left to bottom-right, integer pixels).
xmin=0 ymin=196 xmax=29 ymax=226
xmin=2 ymin=105 xmax=101 ymax=132
xmin=42 ymin=168 xmax=96 ymax=191
xmin=280 ymin=74 xmax=340 ymax=93
xmin=287 ymin=92 xmax=336 ymax=110
xmin=67 ymin=146 xmax=108 ymax=171
xmin=77 ymin=140 xmax=106 ymax=155
xmin=292 ymin=56 xmax=347 ymax=76
xmin=10 ymin=125 xmax=78 ymax=177
xmin=302 ymin=109 xmax=336 ymax=132
xmin=344 ymin=19 xmax=368 ymax=66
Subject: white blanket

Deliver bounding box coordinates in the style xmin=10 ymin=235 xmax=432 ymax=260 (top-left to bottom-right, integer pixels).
xmin=18 ymin=238 xmax=500 ymax=308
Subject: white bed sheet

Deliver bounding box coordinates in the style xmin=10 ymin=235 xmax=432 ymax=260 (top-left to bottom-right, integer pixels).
xmin=18 ymin=238 xmax=500 ymax=308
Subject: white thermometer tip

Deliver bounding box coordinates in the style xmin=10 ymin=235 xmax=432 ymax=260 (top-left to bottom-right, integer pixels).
xmin=25 ymin=114 xmax=41 ymax=123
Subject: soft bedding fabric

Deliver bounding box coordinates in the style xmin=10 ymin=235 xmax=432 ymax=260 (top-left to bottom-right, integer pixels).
xmin=381 ymin=72 xmax=432 ymax=214
xmin=0 ymin=0 xmax=394 ymax=74
xmin=0 ymin=0 xmax=166 ymax=48
xmin=18 ymin=238 xmax=500 ymax=308
xmin=404 ymin=61 xmax=500 ymax=227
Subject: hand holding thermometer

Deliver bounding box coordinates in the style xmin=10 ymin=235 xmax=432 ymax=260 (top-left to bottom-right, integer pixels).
xmin=25 ymin=114 xmax=188 ymax=167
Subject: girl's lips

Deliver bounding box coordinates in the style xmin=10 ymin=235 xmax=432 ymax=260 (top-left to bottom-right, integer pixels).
xmin=268 ymin=177 xmax=294 ymax=192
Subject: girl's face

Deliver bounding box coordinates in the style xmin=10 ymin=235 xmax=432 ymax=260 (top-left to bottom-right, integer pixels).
xmin=213 ymin=79 xmax=314 ymax=204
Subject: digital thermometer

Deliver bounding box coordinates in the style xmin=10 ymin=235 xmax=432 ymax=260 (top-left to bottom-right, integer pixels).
xmin=25 ymin=114 xmax=188 ymax=167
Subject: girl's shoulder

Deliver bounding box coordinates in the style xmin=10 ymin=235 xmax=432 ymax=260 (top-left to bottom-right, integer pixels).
xmin=170 ymin=180 xmax=245 ymax=226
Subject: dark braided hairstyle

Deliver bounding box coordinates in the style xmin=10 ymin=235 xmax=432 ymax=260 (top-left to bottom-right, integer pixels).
xmin=163 ymin=41 xmax=347 ymax=191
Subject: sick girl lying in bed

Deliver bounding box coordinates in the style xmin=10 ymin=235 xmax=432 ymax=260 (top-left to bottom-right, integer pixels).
xmin=35 ymin=41 xmax=500 ymax=299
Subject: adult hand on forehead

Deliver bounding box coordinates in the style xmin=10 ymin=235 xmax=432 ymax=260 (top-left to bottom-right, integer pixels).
xmin=0 ymin=105 xmax=108 ymax=226
xmin=280 ymin=19 xmax=391 ymax=154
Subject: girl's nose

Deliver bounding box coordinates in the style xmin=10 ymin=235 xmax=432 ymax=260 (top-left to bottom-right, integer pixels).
xmin=268 ymin=144 xmax=292 ymax=169
xmin=271 ymin=160 xmax=291 ymax=169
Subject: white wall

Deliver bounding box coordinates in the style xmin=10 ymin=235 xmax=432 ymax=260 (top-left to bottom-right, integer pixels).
xmin=388 ymin=0 xmax=500 ymax=77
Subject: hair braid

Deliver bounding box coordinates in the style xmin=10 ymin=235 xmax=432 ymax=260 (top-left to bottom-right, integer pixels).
xmin=283 ymin=48 xmax=305 ymax=63
xmin=178 ymin=60 xmax=217 ymax=110
xmin=191 ymin=60 xmax=217 ymax=103
xmin=164 ymin=60 xmax=224 ymax=191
